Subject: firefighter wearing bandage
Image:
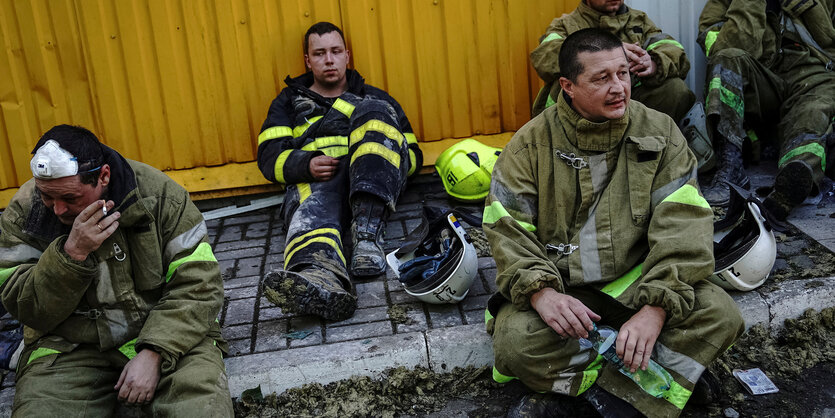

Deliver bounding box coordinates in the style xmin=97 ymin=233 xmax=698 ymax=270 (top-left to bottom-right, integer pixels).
xmin=257 ymin=22 xmax=423 ymax=321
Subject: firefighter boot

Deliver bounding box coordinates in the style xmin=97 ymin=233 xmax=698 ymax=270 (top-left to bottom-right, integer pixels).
xmin=350 ymin=193 xmax=387 ymax=277
xmin=702 ymin=139 xmax=750 ymax=207
xmin=262 ymin=267 xmax=357 ymax=321
xmin=763 ymin=160 xmax=814 ymax=221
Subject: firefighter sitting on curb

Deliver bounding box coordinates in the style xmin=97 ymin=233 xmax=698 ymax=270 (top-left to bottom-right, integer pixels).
xmin=258 ymin=22 xmax=423 ymax=321
xmin=483 ymin=29 xmax=745 ymax=418
xmin=0 ymin=125 xmax=232 ymax=416
xmin=697 ymin=0 xmax=835 ymax=215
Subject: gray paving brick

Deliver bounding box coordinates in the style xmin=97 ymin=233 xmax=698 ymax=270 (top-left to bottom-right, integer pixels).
xmin=222 ymin=324 xmax=253 ymax=341
xmin=396 ymin=304 xmax=429 ymax=333
xmin=481 ymin=269 xmax=498 ymax=292
xmin=219 ymin=259 xmax=236 ymax=279
xmin=224 ymin=276 xmax=260 ymax=290
xmin=265 ymin=253 xmax=285 ymax=271
xmin=255 ymin=320 xmax=288 ymax=353
xmin=289 ymin=317 xmax=324 ymax=348
xmin=227 ymin=338 xmax=252 ymax=356
xmin=215 ymin=247 xmax=266 ymax=262
xmin=259 ymin=306 xmax=291 ymax=321
xmin=205 ymin=219 xmax=221 ymax=229
xmin=237 ymin=256 xmax=264 ymax=278
xmin=225 ymin=286 xmax=258 ymax=300
xmin=463 ymin=309 xmax=485 ymax=326
xmin=246 ymin=222 xmax=270 ymax=239
xmin=389 ymin=290 xmax=416 ymax=305
xmin=328 ymin=306 xmax=389 ymax=327
xmin=387 ymin=278 xmax=405 ymax=292
xmin=208 ymin=227 xmax=217 ymax=240
xmin=1 ymin=372 xmax=14 ymax=389
xmin=357 ymin=281 xmax=387 ymax=308
xmin=225 ymin=298 xmax=256 ymax=325
xmin=326 ymin=321 xmax=393 ymax=343
xmin=214 ymin=239 xmax=268 ymax=253
xmin=478 ymin=257 xmax=496 ymax=269
xmin=223 ymin=212 xmax=271 ymax=227
xmin=467 ymin=276 xmax=489 ymax=296
xmin=427 ymin=303 xmax=463 ymax=328
xmin=217 ymin=225 xmax=243 ymax=243
xmin=461 ymin=294 xmax=490 ymax=312
xmin=269 ymin=235 xmax=286 ymax=253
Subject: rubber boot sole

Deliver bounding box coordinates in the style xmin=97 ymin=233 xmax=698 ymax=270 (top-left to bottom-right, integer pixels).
xmin=705 ymin=176 xmax=751 ymax=207
xmin=774 ymin=161 xmax=813 ymax=207
xmin=262 ymin=270 xmax=357 ymax=321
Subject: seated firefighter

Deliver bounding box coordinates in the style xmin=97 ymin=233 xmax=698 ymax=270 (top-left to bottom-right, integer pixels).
xmin=698 ymin=0 xmax=835 ymax=214
xmin=0 ymin=125 xmax=232 ymax=416
xmin=483 ymin=29 xmax=745 ymax=417
xmin=257 ymin=22 xmax=423 ymax=321
xmin=530 ymin=0 xmax=695 ymax=123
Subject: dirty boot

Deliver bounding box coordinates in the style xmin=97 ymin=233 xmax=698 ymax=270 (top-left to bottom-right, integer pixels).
xmin=581 ymin=384 xmax=642 ymax=418
xmin=262 ymin=267 xmax=357 ymax=321
xmin=350 ymin=193 xmax=387 ymax=277
xmin=507 ymin=392 xmax=591 ymax=418
xmin=689 ymin=369 xmax=721 ymax=406
xmin=762 ymin=160 xmax=814 ymax=221
xmin=702 ymin=139 xmax=750 ymax=207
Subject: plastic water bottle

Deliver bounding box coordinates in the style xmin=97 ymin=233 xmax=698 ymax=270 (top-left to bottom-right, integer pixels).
xmin=583 ymin=324 xmax=674 ymax=398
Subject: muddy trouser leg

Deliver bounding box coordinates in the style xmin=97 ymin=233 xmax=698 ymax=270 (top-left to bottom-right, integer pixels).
xmin=631 ymin=78 xmax=695 ymax=123
xmin=489 ymin=281 xmax=744 ymax=418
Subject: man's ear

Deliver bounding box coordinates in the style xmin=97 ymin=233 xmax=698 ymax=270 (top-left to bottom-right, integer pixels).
xmin=559 ymin=77 xmax=574 ymax=99
xmin=304 ymin=54 xmax=311 ymax=70
xmin=99 ymin=164 xmax=111 ymax=188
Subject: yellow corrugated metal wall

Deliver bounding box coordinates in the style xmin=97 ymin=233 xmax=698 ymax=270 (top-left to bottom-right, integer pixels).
xmin=0 ymin=0 xmax=571 ymax=202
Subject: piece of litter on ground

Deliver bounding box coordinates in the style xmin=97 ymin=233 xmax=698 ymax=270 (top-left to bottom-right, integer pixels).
xmin=732 ymin=368 xmax=779 ymax=395
xmin=285 ymin=330 xmax=313 ymax=340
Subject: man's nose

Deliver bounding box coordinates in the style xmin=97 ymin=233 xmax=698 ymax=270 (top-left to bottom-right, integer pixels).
xmin=324 ymin=52 xmax=335 ymax=63
xmin=52 ymin=200 xmax=67 ymax=216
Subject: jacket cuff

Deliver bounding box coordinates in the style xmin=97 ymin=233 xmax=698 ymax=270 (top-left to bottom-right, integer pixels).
xmin=285 ymin=150 xmax=323 ymax=184
xmin=510 ymin=271 xmax=564 ymax=310
xmin=136 ymin=339 xmax=178 ymax=374
xmin=634 ymin=282 xmax=694 ymax=325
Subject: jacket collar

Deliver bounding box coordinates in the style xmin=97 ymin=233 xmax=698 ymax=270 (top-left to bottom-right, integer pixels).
xmin=283 ymin=69 xmax=367 ymax=102
xmin=578 ymin=1 xmax=629 ymax=20
xmin=556 ymin=91 xmax=630 ymax=152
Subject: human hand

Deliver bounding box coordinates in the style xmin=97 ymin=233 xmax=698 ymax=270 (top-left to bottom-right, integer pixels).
xmin=616 ymin=305 xmax=666 ymax=373
xmin=309 ymin=155 xmax=340 ymax=181
xmin=64 ymin=200 xmax=120 ymax=261
xmin=531 ymin=287 xmax=601 ymax=339
xmin=115 ymin=348 xmax=162 ymax=406
xmin=622 ymin=43 xmax=656 ymax=77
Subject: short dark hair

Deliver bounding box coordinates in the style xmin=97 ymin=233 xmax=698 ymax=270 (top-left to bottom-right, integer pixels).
xmin=559 ymin=28 xmax=625 ymax=82
xmin=303 ymin=22 xmax=345 ymax=55
xmin=33 ymin=125 xmax=105 ymax=185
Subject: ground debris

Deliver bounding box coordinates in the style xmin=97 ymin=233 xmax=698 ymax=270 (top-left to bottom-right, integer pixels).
xmin=386 ymin=304 xmax=411 ymax=324
xmin=465 ymin=227 xmax=492 ymax=258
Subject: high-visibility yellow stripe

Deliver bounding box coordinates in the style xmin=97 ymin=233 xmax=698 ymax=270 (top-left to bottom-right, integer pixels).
xmin=301 ymin=136 xmax=349 ymax=151
xmin=648 ymin=39 xmax=684 ymax=51
xmin=350 ymin=142 xmax=401 ymax=168
xmin=707 ymin=77 xmax=743 ymax=118
xmin=293 ymin=115 xmax=323 ymax=138
xmin=285 ymin=228 xmax=342 ymax=257
xmin=285 ymin=237 xmax=345 ymax=267
xmin=350 ymin=120 xmax=404 ymax=147
xmin=332 ymin=98 xmax=356 ymax=118
xmin=408 ymin=149 xmax=417 ymax=176
xmin=119 ymin=338 xmax=138 ymax=359
xmin=540 ymin=32 xmax=562 ymax=44
xmin=274 ymin=150 xmax=293 ymax=184
xmin=0 ymin=266 xmax=18 ymax=287
xmin=27 ymin=347 xmax=60 ymax=365
xmin=492 ymin=367 xmax=517 ymax=383
xmin=705 ymin=30 xmax=719 ymax=56
xmin=483 ymin=201 xmax=537 ymax=232
xmin=258 ymin=126 xmax=293 ymax=145
xmin=578 ymin=354 xmax=605 ymax=395
xmin=660 ymin=184 xmax=710 ymax=209
xmin=165 ymin=242 xmax=217 ymax=283
xmin=404 ymin=133 xmax=418 ymax=145
xmin=663 ymin=381 xmax=693 ymax=409
xmin=779 ymin=143 xmax=826 ymax=171
xmin=320 ymin=146 xmax=349 ymax=158
xmin=600 ymin=263 xmax=642 ymax=298
xmin=298 ymin=183 xmax=311 ymax=204
xmin=484 ymin=307 xmax=494 ymax=324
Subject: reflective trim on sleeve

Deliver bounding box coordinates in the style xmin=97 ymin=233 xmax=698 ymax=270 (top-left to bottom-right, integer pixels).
xmin=655 ymin=342 xmax=705 ymax=384
xmin=258 ymin=126 xmax=293 ymax=146
xmin=600 ymin=263 xmax=642 ymax=298
xmin=350 ymin=120 xmax=405 ymax=147
xmin=704 ymin=30 xmax=719 ymax=56
xmin=540 ymin=32 xmax=563 ymax=44
xmin=707 ymin=77 xmax=743 ymax=118
xmin=332 ymin=98 xmax=356 ymax=118
xmin=484 ymin=307 xmax=494 ymax=324
xmin=165 ymin=242 xmax=217 ymax=283
xmin=0 ymin=244 xmax=43 ymax=264
xmin=578 ymin=354 xmax=605 ymax=395
xmin=164 ymin=221 xmax=208 ymax=265
xmin=301 ymin=136 xmax=350 ymax=158
xmin=293 ymin=115 xmax=323 ymax=138
xmin=492 ymin=366 xmax=517 ymax=383
xmin=404 ymin=133 xmax=418 ymax=145
xmin=27 ymin=347 xmax=60 ymax=365
xmin=779 ymin=143 xmax=826 ymax=171
xmin=297 ymin=183 xmax=312 ymax=204
xmin=408 ymin=149 xmax=418 ymax=176
xmin=350 ymin=142 xmax=401 ymax=168
xmin=118 ymin=338 xmax=138 ymax=359
xmin=650 ymin=168 xmax=696 ymax=208
xmin=274 ymin=149 xmax=293 ymax=184
xmin=663 ymin=381 xmax=693 ymax=410
xmin=483 ymin=201 xmax=537 ymax=232
xmin=647 ymin=39 xmax=684 ymax=51
xmin=0 ymin=266 xmax=19 ymax=287
xmin=660 ymin=184 xmax=710 ymax=209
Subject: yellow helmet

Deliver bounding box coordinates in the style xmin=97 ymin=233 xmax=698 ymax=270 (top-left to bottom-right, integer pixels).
xmin=435 ymin=138 xmax=502 ymax=202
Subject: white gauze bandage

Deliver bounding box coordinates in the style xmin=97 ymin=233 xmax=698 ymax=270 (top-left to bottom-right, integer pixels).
xmin=30 ymin=140 xmax=79 ymax=179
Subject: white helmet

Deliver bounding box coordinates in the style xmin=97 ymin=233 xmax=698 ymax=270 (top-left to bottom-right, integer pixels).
xmin=709 ymin=186 xmax=777 ymax=291
xmin=386 ymin=211 xmax=478 ymax=304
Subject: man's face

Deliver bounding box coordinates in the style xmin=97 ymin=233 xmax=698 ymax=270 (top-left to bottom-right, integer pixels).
xmin=35 ymin=166 xmax=109 ymax=225
xmin=304 ymin=31 xmax=350 ymax=89
xmin=586 ymin=0 xmax=624 ymax=15
xmin=560 ymin=48 xmax=631 ymax=122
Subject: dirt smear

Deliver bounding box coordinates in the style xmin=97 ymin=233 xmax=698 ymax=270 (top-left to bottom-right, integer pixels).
xmin=465 ymin=227 xmax=492 ymax=258
xmin=386 ymin=304 xmax=410 ymax=324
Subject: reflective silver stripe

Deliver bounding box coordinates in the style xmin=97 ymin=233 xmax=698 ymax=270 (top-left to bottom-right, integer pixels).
xmin=580 ymin=154 xmax=608 ymax=283
xmin=164 ymin=221 xmax=208 ymax=264
xmin=96 ymin=261 xmax=117 ymax=305
xmin=654 ymin=342 xmax=705 ymax=384
xmin=650 ymin=167 xmax=696 ymax=208
xmin=0 ymin=244 xmax=43 ymax=263
xmin=567 ymin=349 xmax=593 ymax=369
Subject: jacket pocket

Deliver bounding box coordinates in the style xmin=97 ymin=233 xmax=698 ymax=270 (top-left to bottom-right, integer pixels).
xmin=625 ymin=136 xmax=666 ymax=226
xmin=128 ymin=226 xmax=164 ymax=291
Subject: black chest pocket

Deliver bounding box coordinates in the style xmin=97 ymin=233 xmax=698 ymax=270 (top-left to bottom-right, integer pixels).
xmin=625 ymin=136 xmax=666 ymax=226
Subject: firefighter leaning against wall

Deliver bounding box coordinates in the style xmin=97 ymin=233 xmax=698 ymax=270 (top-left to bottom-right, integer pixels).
xmin=529 ymin=0 xmax=695 ymax=122
xmin=697 ymin=0 xmax=835 ymax=214
xmin=257 ymin=22 xmax=422 ymax=321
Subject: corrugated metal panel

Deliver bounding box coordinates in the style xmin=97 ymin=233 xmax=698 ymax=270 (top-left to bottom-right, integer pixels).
xmin=0 ymin=0 xmax=571 ymax=194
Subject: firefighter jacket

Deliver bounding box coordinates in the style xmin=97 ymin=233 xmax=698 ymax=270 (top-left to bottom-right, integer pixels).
xmin=531 ymin=1 xmax=691 ymax=87
xmin=483 ymin=93 xmax=714 ymax=325
xmin=0 ymin=146 xmax=225 ymax=373
xmin=257 ymin=69 xmax=423 ymax=184
xmin=698 ymin=0 xmax=835 ymax=69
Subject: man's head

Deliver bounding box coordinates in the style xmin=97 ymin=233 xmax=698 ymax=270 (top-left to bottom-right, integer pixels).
xmin=558 ymin=28 xmax=630 ymax=122
xmin=585 ymin=0 xmax=624 ymax=16
xmin=303 ymin=22 xmax=350 ymax=95
xmin=30 ymin=125 xmax=111 ymax=225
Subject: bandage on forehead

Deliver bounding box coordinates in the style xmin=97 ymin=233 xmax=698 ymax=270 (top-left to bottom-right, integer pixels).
xmin=30 ymin=139 xmax=81 ymax=179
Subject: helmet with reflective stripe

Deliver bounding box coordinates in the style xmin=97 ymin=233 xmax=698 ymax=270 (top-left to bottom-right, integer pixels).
xmin=435 ymin=138 xmax=502 ymax=202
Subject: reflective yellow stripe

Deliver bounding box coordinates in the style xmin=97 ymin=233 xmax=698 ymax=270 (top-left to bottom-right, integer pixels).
xmin=600 ymin=263 xmax=642 ymax=298
xmin=545 ymin=93 xmax=556 ymax=109
xmin=540 ymin=32 xmax=562 ymax=44
xmin=274 ymin=149 xmax=293 ymax=184
xmin=578 ymin=354 xmax=605 ymax=395
xmin=258 ymin=126 xmax=293 ymax=145
xmin=484 ymin=307 xmax=494 ymax=324
xmin=707 ymin=77 xmax=743 ymax=118
xmin=350 ymin=120 xmax=404 ymax=147
xmin=285 ymin=237 xmax=345 ymax=267
xmin=660 ymin=184 xmax=710 ymax=209
xmin=301 ymin=136 xmax=349 ymax=151
xmin=0 ymin=266 xmax=18 ymax=287
xmin=350 ymin=142 xmax=401 ymax=168
xmin=293 ymin=115 xmax=323 ymax=138
xmin=648 ymin=39 xmax=684 ymax=51
xmin=119 ymin=338 xmax=138 ymax=359
xmin=404 ymin=133 xmax=418 ymax=145
xmin=492 ymin=366 xmax=517 ymax=383
xmin=747 ymin=129 xmax=759 ymax=142
xmin=483 ymin=201 xmax=537 ymax=232
xmin=27 ymin=347 xmax=60 ymax=365
xmin=298 ymin=183 xmax=311 ymax=204
xmin=332 ymin=98 xmax=356 ymax=118
xmin=408 ymin=149 xmax=417 ymax=176
xmin=705 ymin=30 xmax=719 ymax=56
xmin=166 ymin=242 xmax=217 ymax=283
xmin=663 ymin=381 xmax=693 ymax=409
xmin=779 ymin=143 xmax=826 ymax=172
xmin=285 ymin=228 xmax=342 ymax=259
